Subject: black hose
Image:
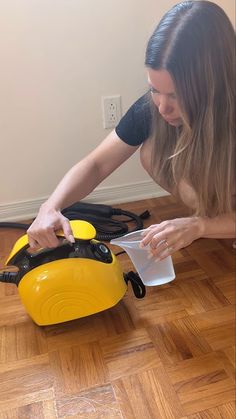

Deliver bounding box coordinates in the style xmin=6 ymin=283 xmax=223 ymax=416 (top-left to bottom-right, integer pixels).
xmin=0 ymin=202 xmax=150 ymax=241
xmin=0 ymin=222 xmax=30 ymax=230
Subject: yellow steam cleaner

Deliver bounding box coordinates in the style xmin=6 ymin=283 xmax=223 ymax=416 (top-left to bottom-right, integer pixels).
xmin=0 ymin=220 xmax=145 ymax=326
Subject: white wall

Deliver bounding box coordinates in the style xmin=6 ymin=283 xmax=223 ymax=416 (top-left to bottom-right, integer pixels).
xmin=0 ymin=0 xmax=235 ymax=220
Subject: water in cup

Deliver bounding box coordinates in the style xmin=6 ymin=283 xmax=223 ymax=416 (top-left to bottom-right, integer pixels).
xmin=110 ymin=230 xmax=175 ymax=286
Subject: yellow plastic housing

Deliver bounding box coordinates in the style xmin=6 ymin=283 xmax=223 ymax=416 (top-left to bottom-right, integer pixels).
xmin=18 ymin=255 xmax=127 ymax=326
xmin=6 ymin=220 xmax=96 ymax=265
xmin=6 ymin=234 xmax=29 ymax=265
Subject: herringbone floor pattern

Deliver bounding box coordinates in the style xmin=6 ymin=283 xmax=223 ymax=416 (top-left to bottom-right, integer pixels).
xmin=0 ymin=196 xmax=235 ymax=418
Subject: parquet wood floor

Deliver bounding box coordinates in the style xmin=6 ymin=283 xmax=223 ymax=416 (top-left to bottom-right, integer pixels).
xmin=0 ymin=196 xmax=235 ymax=418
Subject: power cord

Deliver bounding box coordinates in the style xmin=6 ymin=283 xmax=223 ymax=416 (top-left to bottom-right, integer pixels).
xmin=0 ymin=270 xmax=19 ymax=285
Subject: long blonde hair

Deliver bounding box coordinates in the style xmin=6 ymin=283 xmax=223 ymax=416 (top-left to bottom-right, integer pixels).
xmin=145 ymin=1 xmax=235 ymax=216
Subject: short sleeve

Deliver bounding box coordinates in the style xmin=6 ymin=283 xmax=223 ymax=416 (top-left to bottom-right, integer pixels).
xmin=115 ymin=92 xmax=152 ymax=146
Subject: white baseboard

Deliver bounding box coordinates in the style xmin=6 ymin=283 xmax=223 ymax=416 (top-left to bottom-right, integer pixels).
xmin=0 ymin=180 xmax=169 ymax=222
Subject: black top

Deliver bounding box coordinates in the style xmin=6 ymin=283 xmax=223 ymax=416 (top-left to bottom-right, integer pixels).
xmin=115 ymin=93 xmax=152 ymax=146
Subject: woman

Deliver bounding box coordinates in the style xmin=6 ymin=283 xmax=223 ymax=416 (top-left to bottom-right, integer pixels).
xmin=27 ymin=1 xmax=236 ymax=261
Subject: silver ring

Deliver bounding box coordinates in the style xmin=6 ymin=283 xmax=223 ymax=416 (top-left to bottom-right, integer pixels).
xmin=163 ymin=239 xmax=169 ymax=249
xmin=163 ymin=240 xmax=173 ymax=253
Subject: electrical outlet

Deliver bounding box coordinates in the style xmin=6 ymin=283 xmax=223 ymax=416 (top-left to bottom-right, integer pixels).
xmin=102 ymin=95 xmax=122 ymax=129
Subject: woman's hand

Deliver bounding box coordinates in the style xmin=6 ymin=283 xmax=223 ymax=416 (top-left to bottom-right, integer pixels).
xmin=140 ymin=217 xmax=204 ymax=261
xmin=27 ymin=205 xmax=74 ymax=249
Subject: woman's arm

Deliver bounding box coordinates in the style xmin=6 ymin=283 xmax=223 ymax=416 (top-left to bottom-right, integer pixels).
xmin=27 ymin=130 xmax=139 ymax=248
xmin=41 ymin=130 xmax=138 ymax=211
xmin=198 ymin=213 xmax=236 ymax=239
xmin=140 ymin=213 xmax=236 ymax=261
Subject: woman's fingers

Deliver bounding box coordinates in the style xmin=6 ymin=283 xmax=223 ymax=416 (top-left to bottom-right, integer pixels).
xmin=61 ymin=218 xmax=75 ymax=244
xmin=27 ymin=213 xmax=73 ymax=249
xmin=140 ymin=222 xmax=177 ymax=260
xmin=27 ymin=226 xmax=61 ymax=249
xmin=140 ymin=224 xmax=165 ymax=247
xmin=149 ymin=239 xmax=175 ymax=261
xmin=27 ymin=236 xmax=39 ymax=250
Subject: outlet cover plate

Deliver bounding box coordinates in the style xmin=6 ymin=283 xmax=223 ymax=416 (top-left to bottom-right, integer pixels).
xmin=102 ymin=95 xmax=122 ymax=129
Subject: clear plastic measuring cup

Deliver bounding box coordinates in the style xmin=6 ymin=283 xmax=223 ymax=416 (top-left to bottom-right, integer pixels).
xmin=110 ymin=230 xmax=175 ymax=286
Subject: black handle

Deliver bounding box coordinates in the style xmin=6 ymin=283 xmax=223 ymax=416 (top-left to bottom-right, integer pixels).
xmin=124 ymin=271 xmax=146 ymax=298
